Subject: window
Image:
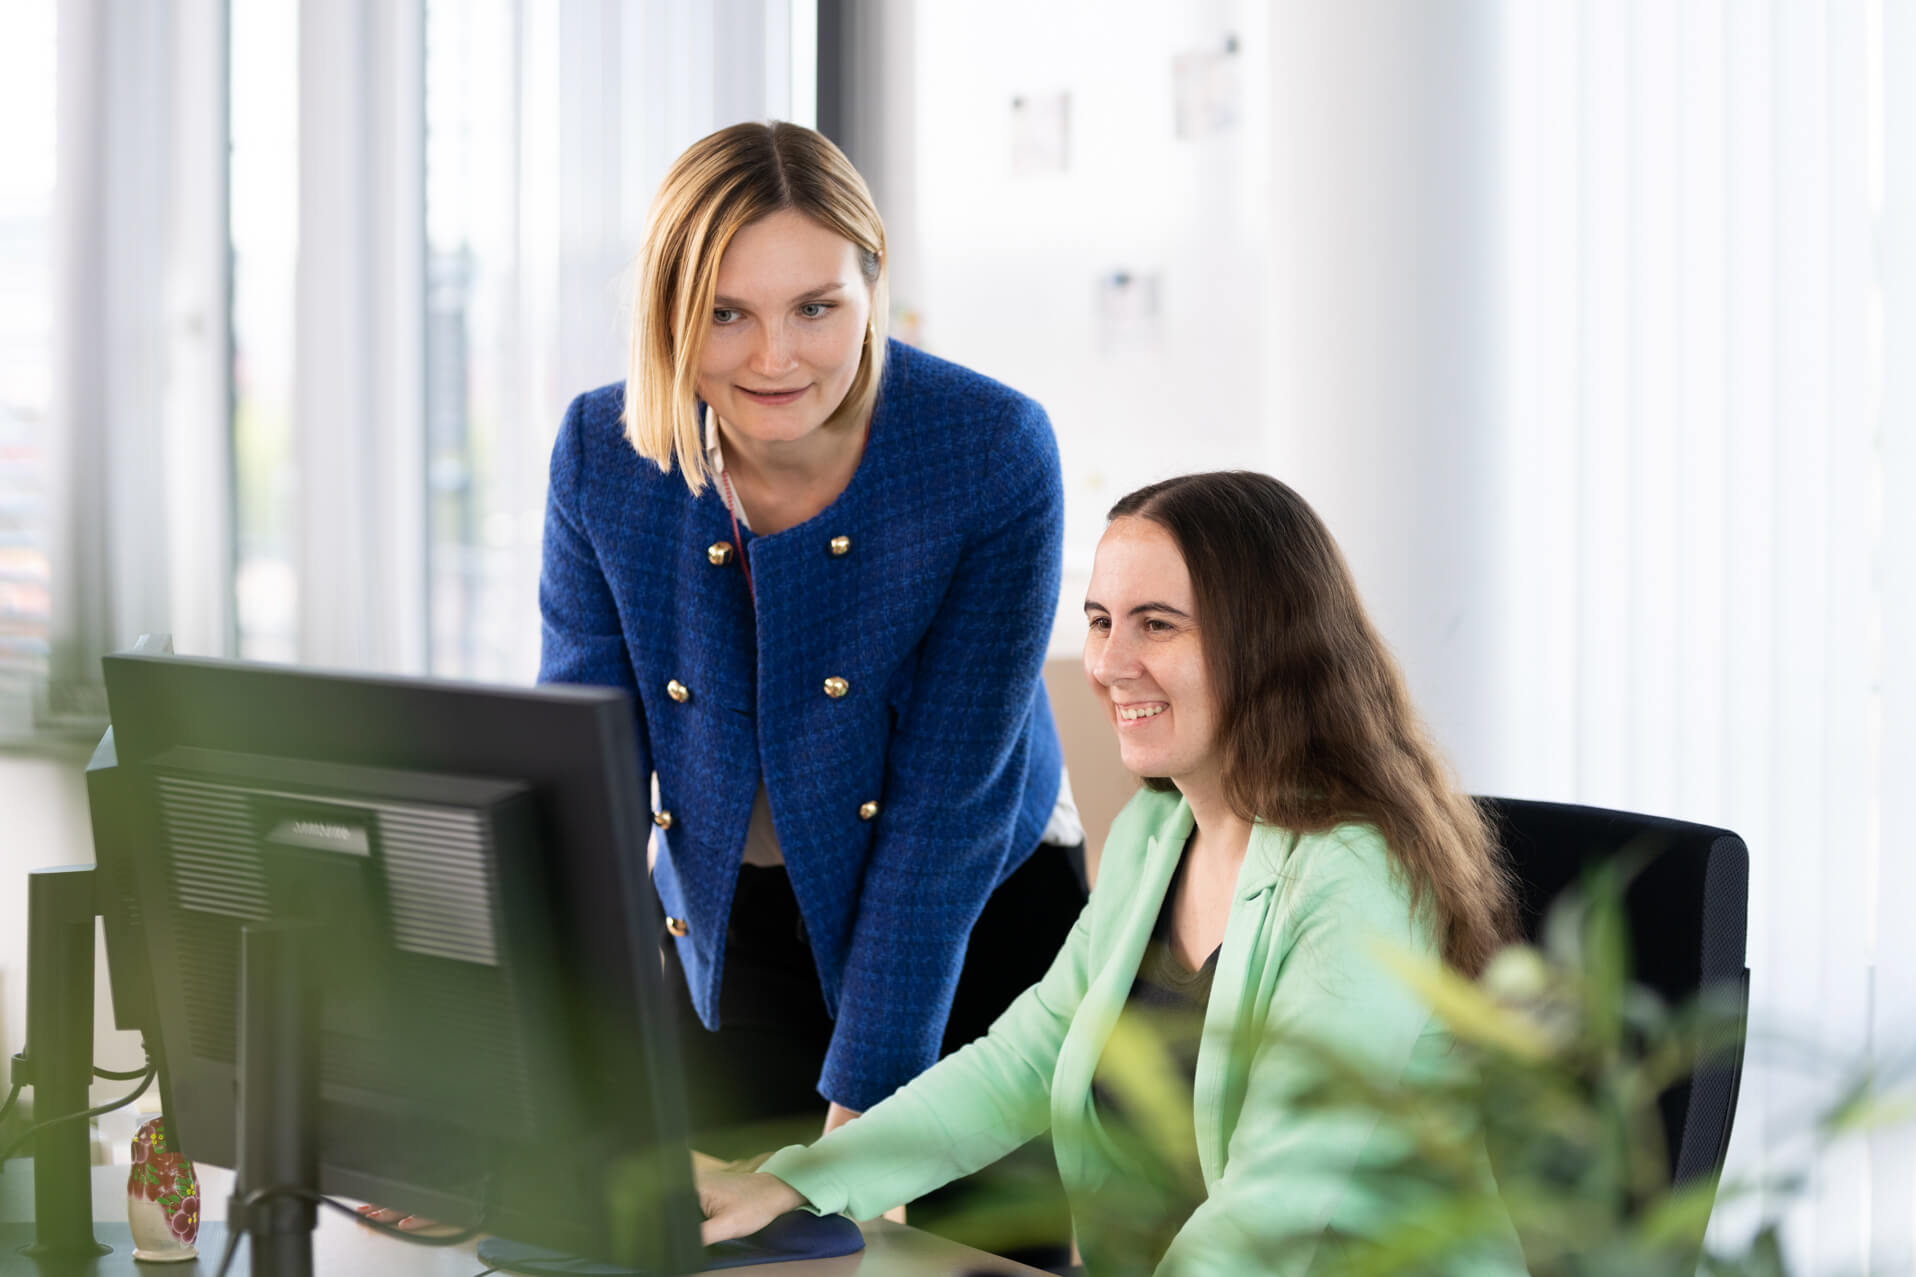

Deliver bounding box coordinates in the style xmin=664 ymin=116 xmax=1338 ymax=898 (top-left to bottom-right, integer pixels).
xmin=420 ymin=0 xmax=813 ymax=683
xmin=0 ymin=0 xmax=56 ymax=739
xmin=423 ymin=0 xmax=550 ymax=682
xmin=230 ymin=0 xmax=301 ymax=663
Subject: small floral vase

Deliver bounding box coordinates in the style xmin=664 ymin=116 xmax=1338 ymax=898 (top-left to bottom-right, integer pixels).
xmin=127 ymin=1116 xmax=200 ymax=1262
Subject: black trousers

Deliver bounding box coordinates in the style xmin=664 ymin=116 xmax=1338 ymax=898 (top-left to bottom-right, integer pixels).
xmin=662 ymin=841 xmax=1086 ymax=1264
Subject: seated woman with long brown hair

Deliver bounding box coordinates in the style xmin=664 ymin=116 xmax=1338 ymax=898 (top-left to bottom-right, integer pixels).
xmin=694 ymin=470 xmax=1528 ymax=1275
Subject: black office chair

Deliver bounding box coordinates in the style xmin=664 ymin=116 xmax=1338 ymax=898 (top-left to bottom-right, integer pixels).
xmin=1478 ymin=796 xmax=1750 ymax=1191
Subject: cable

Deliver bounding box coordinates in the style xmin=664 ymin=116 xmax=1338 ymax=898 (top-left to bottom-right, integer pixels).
xmin=94 ymin=1040 xmax=156 ymax=1081
xmin=211 ymin=1225 xmax=244 ymax=1277
xmin=0 ymin=1044 xmax=149 ymax=1115
xmin=92 ymin=1064 xmax=150 ymax=1081
xmin=0 ymin=1064 xmax=155 ymax=1170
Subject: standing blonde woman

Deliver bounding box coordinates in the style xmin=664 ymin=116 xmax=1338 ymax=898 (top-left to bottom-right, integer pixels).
xmin=537 ymin=120 xmax=1082 ymax=1252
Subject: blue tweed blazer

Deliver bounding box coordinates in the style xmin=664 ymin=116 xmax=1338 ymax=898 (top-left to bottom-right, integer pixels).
xmin=538 ymin=340 xmax=1065 ymax=1110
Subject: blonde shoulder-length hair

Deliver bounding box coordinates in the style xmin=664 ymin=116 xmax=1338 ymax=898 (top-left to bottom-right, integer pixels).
xmin=624 ymin=120 xmax=889 ymax=492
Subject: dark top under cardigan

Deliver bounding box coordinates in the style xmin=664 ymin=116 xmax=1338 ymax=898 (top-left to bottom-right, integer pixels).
xmin=536 ymin=339 xmax=1065 ymax=1109
xmin=1091 ymin=858 xmax=1219 ymax=1272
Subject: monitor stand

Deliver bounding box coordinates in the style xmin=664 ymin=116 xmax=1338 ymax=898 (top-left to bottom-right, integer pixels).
xmin=6 ymin=866 xmax=112 ymax=1266
xmin=0 ymin=1186 xmax=243 ymax=1277
xmin=3 ymin=866 xmax=247 ymax=1274
xmin=222 ymin=913 xmax=863 ymax=1277
xmin=227 ymin=922 xmax=321 ymax=1277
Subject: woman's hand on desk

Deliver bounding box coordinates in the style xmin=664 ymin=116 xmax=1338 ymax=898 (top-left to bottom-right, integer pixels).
xmin=695 ymin=1168 xmax=804 ymax=1245
xmin=353 ymin=1204 xmax=457 ymax=1236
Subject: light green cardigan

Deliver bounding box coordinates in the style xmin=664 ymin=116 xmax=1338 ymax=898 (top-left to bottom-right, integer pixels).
xmin=759 ymin=790 xmax=1526 ymax=1275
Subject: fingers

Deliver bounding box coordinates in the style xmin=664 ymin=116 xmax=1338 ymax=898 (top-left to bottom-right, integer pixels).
xmin=700 ymin=1211 xmax=743 ymax=1247
xmin=696 ymin=1177 xmax=749 ymax=1247
xmin=395 ymin=1216 xmax=458 ymax=1236
xmin=354 ymin=1205 xmax=450 ymax=1235
xmin=697 ymin=1196 xmax=772 ymax=1247
xmin=696 ymin=1169 xmax=805 ymax=1247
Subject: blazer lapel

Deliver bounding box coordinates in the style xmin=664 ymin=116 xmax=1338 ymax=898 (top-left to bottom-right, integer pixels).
xmin=1191 ymin=823 xmax=1295 ymax=1186
xmin=1050 ymin=798 xmax=1190 ymax=1188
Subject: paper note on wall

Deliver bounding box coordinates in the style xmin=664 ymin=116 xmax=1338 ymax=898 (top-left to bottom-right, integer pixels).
xmin=1010 ymin=92 xmax=1070 ymax=176
xmin=1173 ymin=39 xmax=1240 ymax=140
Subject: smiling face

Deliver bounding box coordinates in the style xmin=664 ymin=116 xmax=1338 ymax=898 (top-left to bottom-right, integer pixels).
xmin=694 ymin=207 xmax=874 ymax=447
xmin=1083 ymin=516 xmax=1221 ymax=790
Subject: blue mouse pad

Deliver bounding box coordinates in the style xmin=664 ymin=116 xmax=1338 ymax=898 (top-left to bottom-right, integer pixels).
xmin=476 ymin=1211 xmax=865 ymax=1274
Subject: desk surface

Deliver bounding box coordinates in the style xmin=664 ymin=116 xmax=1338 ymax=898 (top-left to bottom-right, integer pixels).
xmin=1 ymin=1162 xmax=1047 ymax=1276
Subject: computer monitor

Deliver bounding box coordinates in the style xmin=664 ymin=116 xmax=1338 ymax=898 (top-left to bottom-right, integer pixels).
xmin=90 ymin=650 xmax=705 ymax=1273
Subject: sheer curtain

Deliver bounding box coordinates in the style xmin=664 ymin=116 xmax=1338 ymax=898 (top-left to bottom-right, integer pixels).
xmin=419 ymin=0 xmax=814 ymax=683
xmin=1498 ymin=2 xmax=1913 ymax=1269
xmin=48 ymin=0 xmax=230 ymax=718
xmin=49 ymin=0 xmax=812 ymax=684
xmin=0 ymin=0 xmax=59 ymax=741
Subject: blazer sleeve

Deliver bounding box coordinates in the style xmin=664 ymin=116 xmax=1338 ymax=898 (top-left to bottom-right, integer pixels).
xmin=537 ymin=395 xmax=650 ymax=780
xmin=758 ymin=895 xmax=1091 ymax=1220
xmin=1153 ymin=836 xmax=1446 ymax=1277
xmin=818 ymin=400 xmax=1066 ymax=1110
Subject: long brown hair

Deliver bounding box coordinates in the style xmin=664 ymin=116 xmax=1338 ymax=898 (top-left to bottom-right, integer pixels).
xmin=625 ymin=120 xmax=889 ymax=492
xmin=1108 ymin=471 xmax=1514 ymax=975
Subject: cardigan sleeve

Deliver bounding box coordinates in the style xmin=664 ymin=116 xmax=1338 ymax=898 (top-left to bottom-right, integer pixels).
xmin=817 ymin=400 xmax=1066 ymax=1110
xmin=758 ymin=895 xmax=1091 ymax=1220
xmin=537 ymin=395 xmax=650 ymax=779
xmin=1151 ymin=833 xmax=1468 ymax=1277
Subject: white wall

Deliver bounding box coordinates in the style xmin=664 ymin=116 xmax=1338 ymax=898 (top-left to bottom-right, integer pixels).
xmin=906 ymin=0 xmax=1267 ymax=577
xmin=877 ymin=6 xmax=1914 ymax=1269
xmin=1261 ymin=1 xmax=1503 ymax=786
xmin=875 ymin=0 xmax=1507 ymax=788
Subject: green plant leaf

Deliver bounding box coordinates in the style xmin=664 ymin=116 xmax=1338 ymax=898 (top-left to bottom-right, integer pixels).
xmin=1637 ymin=1179 xmax=1720 ymax=1249
xmin=1089 ymin=1012 xmax=1202 ymax=1181
xmin=1820 ymin=1074 xmax=1916 ymax=1139
xmin=1581 ymin=865 xmax=1630 ymax=1054
xmin=1373 ymin=943 xmax=1554 ymax=1062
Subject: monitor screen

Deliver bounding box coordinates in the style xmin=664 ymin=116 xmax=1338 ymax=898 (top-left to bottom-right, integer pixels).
xmin=90 ymin=651 xmax=704 ymax=1272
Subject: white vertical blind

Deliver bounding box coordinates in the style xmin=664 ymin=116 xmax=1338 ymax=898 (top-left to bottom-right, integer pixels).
xmin=294 ymin=0 xmax=427 ymax=673
xmin=0 ymin=0 xmax=59 ymax=738
xmin=161 ymin=0 xmax=235 ymax=664
xmin=1873 ymin=0 xmax=1916 ymax=1257
xmin=230 ymin=0 xmax=300 ymax=664
xmin=1499 ymin=2 xmax=1903 ymax=1268
xmin=48 ymin=0 xmax=231 ymax=708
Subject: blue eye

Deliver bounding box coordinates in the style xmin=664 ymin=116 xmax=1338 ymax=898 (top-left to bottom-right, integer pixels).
xmin=713 ymin=308 xmax=741 ymax=325
xmin=798 ymin=302 xmax=834 ymax=319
